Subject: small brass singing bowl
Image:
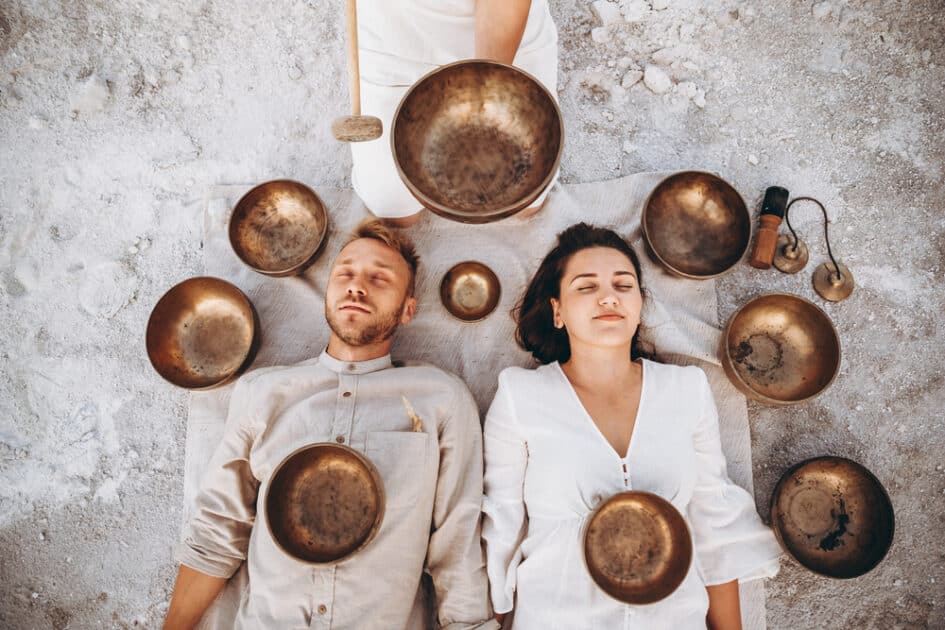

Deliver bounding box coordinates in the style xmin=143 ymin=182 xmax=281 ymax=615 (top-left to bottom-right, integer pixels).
xmin=584 ymin=491 xmax=692 ymax=604
xmin=771 ymin=456 xmax=894 ymax=579
xmin=440 ymin=261 xmax=501 ymax=322
xmin=266 ymin=443 xmax=385 ymax=564
xmin=229 ymin=180 xmax=329 ymax=276
xmin=642 ymin=171 xmax=751 ymax=278
xmin=392 ymin=60 xmax=563 ymax=223
xmin=146 ymin=277 xmax=259 ymax=390
xmin=722 ymin=293 xmax=840 ymax=405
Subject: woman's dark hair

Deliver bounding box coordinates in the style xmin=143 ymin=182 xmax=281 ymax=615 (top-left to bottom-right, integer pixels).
xmin=515 ymin=222 xmax=649 ymax=364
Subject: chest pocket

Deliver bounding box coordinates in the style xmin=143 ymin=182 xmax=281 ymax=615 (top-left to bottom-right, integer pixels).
xmin=364 ymin=431 xmax=429 ymax=510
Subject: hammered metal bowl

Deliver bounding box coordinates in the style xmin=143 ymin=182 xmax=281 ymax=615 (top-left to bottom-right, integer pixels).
xmin=771 ymin=456 xmax=894 ymax=579
xmin=146 ymin=277 xmax=259 ymax=390
xmin=229 ymin=180 xmax=329 ymax=276
xmin=440 ymin=261 xmax=501 ymax=322
xmin=266 ymin=443 xmax=385 ymax=565
xmin=584 ymin=491 xmax=692 ymax=604
xmin=642 ymin=171 xmax=751 ymax=278
xmin=392 ymin=60 xmax=563 ymax=223
xmin=722 ymin=293 xmax=840 ymax=405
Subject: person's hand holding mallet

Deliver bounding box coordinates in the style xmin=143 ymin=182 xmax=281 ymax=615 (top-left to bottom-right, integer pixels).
xmin=332 ymin=0 xmax=383 ymax=142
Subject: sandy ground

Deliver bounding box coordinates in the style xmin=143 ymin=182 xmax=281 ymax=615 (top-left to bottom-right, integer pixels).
xmin=1 ymin=0 xmax=943 ymax=627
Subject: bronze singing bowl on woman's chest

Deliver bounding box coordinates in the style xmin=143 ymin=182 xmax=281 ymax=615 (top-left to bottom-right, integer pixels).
xmin=642 ymin=171 xmax=751 ymax=278
xmin=770 ymin=456 xmax=894 ymax=579
xmin=229 ymin=180 xmax=329 ymax=276
xmin=266 ymin=443 xmax=385 ymax=564
xmin=146 ymin=277 xmax=260 ymax=390
xmin=392 ymin=60 xmax=563 ymax=223
xmin=584 ymin=491 xmax=692 ymax=604
xmin=722 ymin=292 xmax=841 ymax=405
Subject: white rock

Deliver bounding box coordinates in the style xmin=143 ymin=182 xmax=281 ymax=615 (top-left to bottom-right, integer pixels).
xmin=592 ymin=0 xmax=623 ymax=25
xmin=622 ymin=139 xmax=634 ymax=153
xmin=812 ymin=2 xmax=834 ymax=19
xmin=27 ymin=116 xmax=47 ymax=130
xmin=616 ymin=56 xmax=634 ymax=71
xmin=748 ymin=154 xmax=760 ymax=165
xmin=591 ymin=27 xmax=611 ymax=44
xmin=69 ymin=74 xmax=111 ymax=115
xmin=693 ymin=90 xmax=706 ymax=108
xmin=175 ymin=34 xmax=191 ymax=49
xmin=643 ymin=65 xmax=672 ymax=94
xmin=621 ymin=0 xmax=649 ymax=23
xmin=651 ymin=0 xmax=669 ymax=10
xmin=652 ymin=47 xmax=679 ymax=66
xmin=621 ymin=69 xmax=643 ymax=88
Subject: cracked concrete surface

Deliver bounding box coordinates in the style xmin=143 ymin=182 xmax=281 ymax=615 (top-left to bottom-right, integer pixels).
xmin=1 ymin=0 xmax=942 ymax=627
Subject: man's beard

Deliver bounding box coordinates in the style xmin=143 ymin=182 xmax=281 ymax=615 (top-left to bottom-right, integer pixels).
xmin=325 ymin=297 xmax=405 ymax=347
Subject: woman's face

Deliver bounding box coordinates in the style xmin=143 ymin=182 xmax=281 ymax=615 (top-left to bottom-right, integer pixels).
xmin=550 ymin=246 xmax=643 ymax=352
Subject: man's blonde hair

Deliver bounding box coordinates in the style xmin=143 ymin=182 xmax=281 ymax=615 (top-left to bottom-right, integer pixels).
xmin=342 ymin=219 xmax=420 ymax=297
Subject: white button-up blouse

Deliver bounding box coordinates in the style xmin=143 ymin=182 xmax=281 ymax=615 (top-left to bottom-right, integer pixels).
xmin=481 ymin=360 xmax=782 ymax=629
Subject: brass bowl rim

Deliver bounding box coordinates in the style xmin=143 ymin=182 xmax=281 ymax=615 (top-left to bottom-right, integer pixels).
xmin=228 ymin=179 xmax=330 ymax=276
xmin=769 ymin=455 xmax=895 ymax=579
xmin=439 ymin=260 xmax=502 ymax=323
xmin=265 ymin=441 xmax=386 ymax=566
xmin=582 ymin=490 xmax=693 ymax=605
xmin=391 ymin=59 xmax=564 ymax=224
xmin=145 ymin=276 xmax=258 ymax=391
xmin=722 ymin=291 xmax=841 ymax=406
xmin=640 ymin=170 xmax=750 ymax=279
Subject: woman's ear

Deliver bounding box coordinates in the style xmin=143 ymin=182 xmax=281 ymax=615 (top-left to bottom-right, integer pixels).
xmin=550 ymin=298 xmax=563 ymax=329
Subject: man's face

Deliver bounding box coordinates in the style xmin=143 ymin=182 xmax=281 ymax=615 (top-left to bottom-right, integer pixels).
xmin=325 ymin=238 xmax=416 ymax=347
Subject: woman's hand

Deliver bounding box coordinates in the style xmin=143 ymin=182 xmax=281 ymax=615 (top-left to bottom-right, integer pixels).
xmin=706 ymin=579 xmax=742 ymax=630
xmin=475 ymin=0 xmax=532 ymax=64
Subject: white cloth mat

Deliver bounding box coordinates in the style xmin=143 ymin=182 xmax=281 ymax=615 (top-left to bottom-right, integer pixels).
xmin=185 ymin=173 xmax=769 ymax=629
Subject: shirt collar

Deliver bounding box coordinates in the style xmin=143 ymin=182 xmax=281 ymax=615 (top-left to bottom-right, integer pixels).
xmin=318 ymin=349 xmax=393 ymax=375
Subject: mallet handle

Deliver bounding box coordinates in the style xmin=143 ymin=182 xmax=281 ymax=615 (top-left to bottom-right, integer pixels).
xmin=345 ymin=0 xmax=362 ymax=116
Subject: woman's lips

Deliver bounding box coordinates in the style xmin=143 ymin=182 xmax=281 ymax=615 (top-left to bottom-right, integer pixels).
xmin=594 ymin=314 xmax=624 ymax=321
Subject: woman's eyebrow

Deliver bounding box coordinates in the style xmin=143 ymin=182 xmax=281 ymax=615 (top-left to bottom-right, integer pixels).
xmin=568 ymin=272 xmax=598 ymax=285
xmin=614 ymin=270 xmax=637 ymax=279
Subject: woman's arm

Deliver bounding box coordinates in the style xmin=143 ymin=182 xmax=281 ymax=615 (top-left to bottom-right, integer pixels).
xmin=706 ymin=579 xmax=741 ymax=630
xmin=475 ymin=0 xmax=532 ymax=64
xmin=162 ymin=566 xmax=228 ymax=630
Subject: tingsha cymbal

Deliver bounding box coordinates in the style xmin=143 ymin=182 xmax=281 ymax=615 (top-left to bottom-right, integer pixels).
xmin=770 ymin=456 xmax=894 ymax=579
xmin=146 ymin=277 xmax=259 ymax=390
xmin=266 ymin=443 xmax=385 ymax=565
xmin=584 ymin=491 xmax=692 ymax=604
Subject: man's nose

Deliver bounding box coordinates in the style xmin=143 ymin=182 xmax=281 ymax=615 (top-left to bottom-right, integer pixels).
xmin=346 ymin=276 xmax=367 ymax=297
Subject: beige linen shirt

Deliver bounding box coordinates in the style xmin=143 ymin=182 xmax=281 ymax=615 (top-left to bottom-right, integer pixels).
xmin=177 ymin=350 xmax=498 ymax=630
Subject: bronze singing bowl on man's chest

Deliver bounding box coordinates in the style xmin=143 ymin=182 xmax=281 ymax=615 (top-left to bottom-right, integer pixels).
xmin=146 ymin=277 xmax=259 ymax=389
xmin=722 ymin=292 xmax=840 ymax=405
xmin=266 ymin=443 xmax=385 ymax=564
xmin=770 ymin=456 xmax=894 ymax=578
xmin=392 ymin=60 xmax=563 ymax=223
xmin=229 ymin=179 xmax=329 ymax=276
xmin=583 ymin=491 xmax=692 ymax=604
xmin=642 ymin=171 xmax=751 ymax=278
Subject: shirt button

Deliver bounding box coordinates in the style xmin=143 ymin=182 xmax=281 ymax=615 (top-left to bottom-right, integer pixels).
xmin=335 ymin=435 xmax=345 ymax=444
xmin=342 ymin=391 xmax=352 ymax=398
xmin=347 ymin=363 xmax=356 ymax=371
xmin=317 ymin=604 xmax=328 ymax=615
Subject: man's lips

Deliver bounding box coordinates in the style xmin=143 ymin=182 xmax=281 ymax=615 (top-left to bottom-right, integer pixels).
xmin=339 ymin=303 xmax=371 ymax=314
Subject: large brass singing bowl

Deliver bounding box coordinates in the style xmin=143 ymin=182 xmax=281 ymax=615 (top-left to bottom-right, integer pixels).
xmin=146 ymin=277 xmax=259 ymax=390
xmin=642 ymin=171 xmax=751 ymax=278
xmin=266 ymin=443 xmax=385 ymax=565
xmin=723 ymin=293 xmax=841 ymax=405
xmin=771 ymin=456 xmax=894 ymax=579
xmin=584 ymin=491 xmax=692 ymax=604
xmin=440 ymin=261 xmax=501 ymax=322
xmin=229 ymin=180 xmax=329 ymax=276
xmin=392 ymin=60 xmax=563 ymax=223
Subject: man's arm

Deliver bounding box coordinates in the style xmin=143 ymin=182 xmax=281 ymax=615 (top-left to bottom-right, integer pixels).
xmin=425 ymin=380 xmax=499 ymax=630
xmin=475 ymin=0 xmax=532 ymax=64
xmin=163 ymin=377 xmax=261 ymax=628
xmin=162 ymin=566 xmax=228 ymax=630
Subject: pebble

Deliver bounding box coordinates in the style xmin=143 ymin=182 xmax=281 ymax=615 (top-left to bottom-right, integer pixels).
xmin=643 ymin=65 xmax=672 ymax=94
xmin=812 ymin=2 xmax=834 ymax=20
xmin=748 ymin=154 xmax=760 ymax=165
xmin=621 ymin=69 xmax=643 ymax=88
xmin=651 ymin=0 xmax=670 ymax=10
xmin=621 ymin=0 xmax=649 ymax=23
xmin=591 ymin=27 xmax=611 ymax=44
xmin=69 ymin=74 xmax=111 ymax=115
xmin=591 ymin=0 xmax=623 ymax=25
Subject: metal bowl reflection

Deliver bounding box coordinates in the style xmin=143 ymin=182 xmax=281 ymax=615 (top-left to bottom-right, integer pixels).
xmin=440 ymin=261 xmax=501 ymax=322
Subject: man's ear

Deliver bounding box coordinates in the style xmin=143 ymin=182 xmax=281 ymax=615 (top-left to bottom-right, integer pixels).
xmin=400 ymin=296 xmax=418 ymax=325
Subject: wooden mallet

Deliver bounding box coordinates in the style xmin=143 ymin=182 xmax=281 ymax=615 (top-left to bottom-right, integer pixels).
xmin=332 ymin=0 xmax=383 ymax=142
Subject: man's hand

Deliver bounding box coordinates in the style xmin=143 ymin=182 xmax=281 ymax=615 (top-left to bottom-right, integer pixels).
xmin=162 ymin=565 xmax=228 ymax=630
xmin=475 ymin=0 xmax=532 ymax=64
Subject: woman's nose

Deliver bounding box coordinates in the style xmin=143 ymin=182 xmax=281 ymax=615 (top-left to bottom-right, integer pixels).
xmin=599 ymin=294 xmax=618 ymax=308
